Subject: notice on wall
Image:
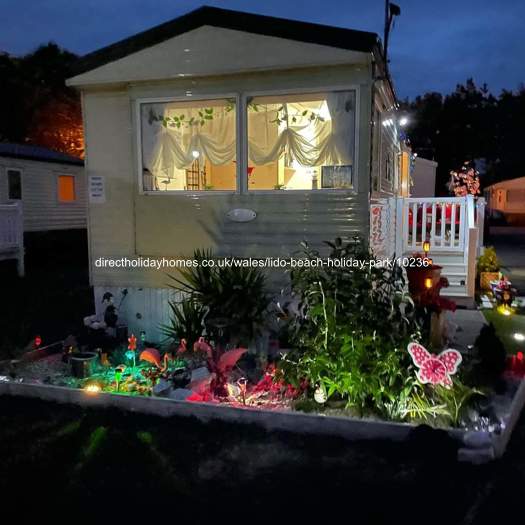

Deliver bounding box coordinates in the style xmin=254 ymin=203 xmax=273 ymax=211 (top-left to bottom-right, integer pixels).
xmin=89 ymin=175 xmax=106 ymax=203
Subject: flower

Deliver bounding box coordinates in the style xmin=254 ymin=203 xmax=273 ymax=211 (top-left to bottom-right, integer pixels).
xmin=128 ymin=334 xmax=137 ymax=351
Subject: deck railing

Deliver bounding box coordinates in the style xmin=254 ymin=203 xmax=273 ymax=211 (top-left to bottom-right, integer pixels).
xmin=0 ymin=202 xmax=24 ymax=276
xmin=396 ymin=195 xmax=481 ymax=257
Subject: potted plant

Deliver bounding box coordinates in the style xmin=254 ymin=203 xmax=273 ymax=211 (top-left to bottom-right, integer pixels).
xmin=477 ymin=246 xmax=501 ymax=290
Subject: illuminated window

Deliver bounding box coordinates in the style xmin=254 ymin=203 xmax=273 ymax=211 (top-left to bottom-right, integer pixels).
xmin=58 ymin=175 xmax=76 ymax=202
xmin=7 ymin=169 xmax=22 ymax=200
xmin=247 ymin=91 xmax=355 ymax=190
xmin=140 ymin=98 xmax=236 ymax=192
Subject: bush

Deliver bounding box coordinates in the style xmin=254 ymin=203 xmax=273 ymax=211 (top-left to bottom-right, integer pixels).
xmin=477 ymin=246 xmax=501 ymax=273
xmin=279 ymin=237 xmax=481 ymax=426
xmin=167 ymin=249 xmax=270 ymax=345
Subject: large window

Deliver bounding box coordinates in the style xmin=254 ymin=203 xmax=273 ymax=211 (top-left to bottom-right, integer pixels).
xmin=247 ymin=91 xmax=355 ymax=190
xmin=138 ymin=90 xmax=357 ymax=193
xmin=140 ymin=98 xmax=236 ymax=192
xmin=7 ymin=169 xmax=22 ymax=200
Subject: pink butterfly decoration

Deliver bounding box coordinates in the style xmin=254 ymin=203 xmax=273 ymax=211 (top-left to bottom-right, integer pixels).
xmin=407 ymin=342 xmax=462 ymax=388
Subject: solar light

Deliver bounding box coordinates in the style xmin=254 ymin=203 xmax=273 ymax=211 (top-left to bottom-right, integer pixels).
xmin=424 ymin=277 xmax=433 ymax=289
xmin=514 ymin=333 xmax=525 ymax=342
xmin=85 ymin=383 xmax=101 ymax=395
xmin=423 ymin=240 xmax=431 ymax=254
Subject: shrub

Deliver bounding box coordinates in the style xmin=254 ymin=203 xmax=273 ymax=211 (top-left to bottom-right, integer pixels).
xmin=168 ymin=249 xmax=270 ymax=345
xmin=477 ymin=246 xmax=501 ymax=273
xmin=279 ymin=236 xmax=481 ymax=426
xmin=160 ymin=298 xmax=207 ymax=350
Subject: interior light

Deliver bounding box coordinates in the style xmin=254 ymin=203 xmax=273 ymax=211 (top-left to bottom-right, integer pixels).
xmin=318 ymin=102 xmax=331 ymax=121
xmin=514 ymin=333 xmax=525 ymax=342
xmin=192 ymin=150 xmax=200 ymax=159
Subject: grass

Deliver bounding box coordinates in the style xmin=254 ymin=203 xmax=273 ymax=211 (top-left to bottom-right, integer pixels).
xmin=483 ymin=308 xmax=525 ymax=354
xmin=3 ymin=395 xmax=525 ymax=522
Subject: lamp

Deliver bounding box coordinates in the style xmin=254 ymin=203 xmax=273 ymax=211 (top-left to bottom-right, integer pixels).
xmin=424 ymin=277 xmax=433 ymax=289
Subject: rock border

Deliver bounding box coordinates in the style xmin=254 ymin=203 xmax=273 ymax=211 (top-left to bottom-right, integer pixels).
xmin=5 ymin=379 xmax=525 ymax=463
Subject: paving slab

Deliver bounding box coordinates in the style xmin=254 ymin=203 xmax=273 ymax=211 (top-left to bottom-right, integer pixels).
xmin=446 ymin=309 xmax=488 ymax=351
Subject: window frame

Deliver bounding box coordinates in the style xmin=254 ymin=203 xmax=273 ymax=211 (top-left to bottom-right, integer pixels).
xmin=135 ymin=84 xmax=360 ymax=196
xmin=243 ymin=85 xmax=360 ymax=194
xmin=135 ymin=93 xmax=241 ymax=196
xmin=6 ymin=167 xmax=22 ymax=201
xmin=56 ymin=173 xmax=77 ymax=203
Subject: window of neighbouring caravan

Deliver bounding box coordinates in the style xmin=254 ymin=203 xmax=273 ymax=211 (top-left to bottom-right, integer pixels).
xmin=58 ymin=175 xmax=76 ymax=202
xmin=7 ymin=169 xmax=22 ymax=200
xmin=247 ymin=91 xmax=356 ymax=190
xmin=140 ymin=98 xmax=236 ymax=191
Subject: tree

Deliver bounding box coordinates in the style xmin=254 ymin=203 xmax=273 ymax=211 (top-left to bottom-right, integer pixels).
xmin=401 ymin=79 xmax=523 ymax=194
xmin=0 ymin=43 xmax=83 ymax=157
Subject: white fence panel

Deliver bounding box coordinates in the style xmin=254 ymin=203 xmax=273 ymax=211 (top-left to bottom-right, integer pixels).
xmin=400 ymin=197 xmax=470 ymax=254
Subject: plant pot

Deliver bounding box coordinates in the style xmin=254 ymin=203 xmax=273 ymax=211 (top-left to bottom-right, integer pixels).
xmin=70 ymin=352 xmax=98 ymax=378
xmin=406 ymin=265 xmax=442 ymax=300
xmin=480 ymin=271 xmax=500 ymax=291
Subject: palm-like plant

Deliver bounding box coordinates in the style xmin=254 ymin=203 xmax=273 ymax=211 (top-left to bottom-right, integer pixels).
xmin=160 ymin=298 xmax=207 ymax=350
xmin=168 ymin=249 xmax=270 ymax=345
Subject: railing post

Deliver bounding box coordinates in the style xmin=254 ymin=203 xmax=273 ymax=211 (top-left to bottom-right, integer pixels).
xmin=476 ymin=197 xmax=486 ymax=255
xmin=395 ymin=196 xmax=404 ymax=257
xmin=16 ymin=202 xmax=24 ymax=277
xmin=466 ymin=227 xmax=478 ymax=298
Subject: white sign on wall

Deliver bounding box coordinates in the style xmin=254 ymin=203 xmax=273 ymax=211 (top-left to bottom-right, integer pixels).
xmin=89 ymin=175 xmax=106 ymax=203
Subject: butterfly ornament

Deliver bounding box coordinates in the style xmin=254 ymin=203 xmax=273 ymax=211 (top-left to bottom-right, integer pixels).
xmin=407 ymin=343 xmax=462 ymax=388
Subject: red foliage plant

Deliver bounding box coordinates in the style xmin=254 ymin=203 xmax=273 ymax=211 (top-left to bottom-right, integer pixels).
xmin=184 ymin=337 xmax=247 ymax=400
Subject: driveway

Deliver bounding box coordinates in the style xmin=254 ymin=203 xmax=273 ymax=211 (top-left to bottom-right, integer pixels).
xmin=487 ymin=226 xmax=525 ymax=294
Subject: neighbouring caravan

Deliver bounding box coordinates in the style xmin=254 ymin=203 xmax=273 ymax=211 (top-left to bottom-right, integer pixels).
xmin=410 ymin=156 xmax=437 ymax=197
xmin=0 ymin=143 xmax=86 ymax=232
xmin=485 ymin=176 xmax=525 ymax=225
xmin=0 ymin=143 xmax=86 ymax=275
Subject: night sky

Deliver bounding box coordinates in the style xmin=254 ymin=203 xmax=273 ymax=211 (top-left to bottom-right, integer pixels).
xmin=1 ymin=0 xmax=524 ymax=99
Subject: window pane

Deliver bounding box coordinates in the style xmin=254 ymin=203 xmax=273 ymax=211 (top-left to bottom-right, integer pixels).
xmin=141 ymin=99 xmax=236 ymax=191
xmin=7 ymin=169 xmax=22 ymax=200
xmin=247 ymin=91 xmax=355 ymax=190
xmin=58 ymin=175 xmax=76 ymax=202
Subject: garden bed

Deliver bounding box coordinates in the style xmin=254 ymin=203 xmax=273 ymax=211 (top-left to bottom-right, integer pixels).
xmin=1 ymin=349 xmax=524 ymax=464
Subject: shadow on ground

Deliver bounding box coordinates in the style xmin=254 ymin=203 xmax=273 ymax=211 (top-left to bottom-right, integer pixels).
xmin=0 ymin=229 xmax=93 ymax=359
xmin=1 ymin=395 xmax=525 ymax=523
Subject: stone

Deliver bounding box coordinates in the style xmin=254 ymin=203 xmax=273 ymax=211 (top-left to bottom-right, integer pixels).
xmin=152 ymin=379 xmax=172 ymax=397
xmin=463 ymin=431 xmax=493 ymax=449
xmin=168 ymin=388 xmax=193 ymax=401
xmin=191 ymin=366 xmax=211 ymax=383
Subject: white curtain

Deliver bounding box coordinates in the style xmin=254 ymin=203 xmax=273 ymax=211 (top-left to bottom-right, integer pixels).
xmin=247 ymin=91 xmax=355 ymax=167
xmin=142 ymin=91 xmax=355 ymax=186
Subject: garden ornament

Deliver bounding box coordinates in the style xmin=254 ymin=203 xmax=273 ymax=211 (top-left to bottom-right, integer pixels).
xmin=407 ymin=342 xmax=462 ymax=388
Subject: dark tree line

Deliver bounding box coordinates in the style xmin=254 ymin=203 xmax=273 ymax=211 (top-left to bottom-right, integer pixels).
xmin=0 ymin=42 xmax=83 ymax=157
xmin=1 ymin=44 xmax=524 ymax=180
xmin=401 ymin=79 xmax=525 ymax=195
